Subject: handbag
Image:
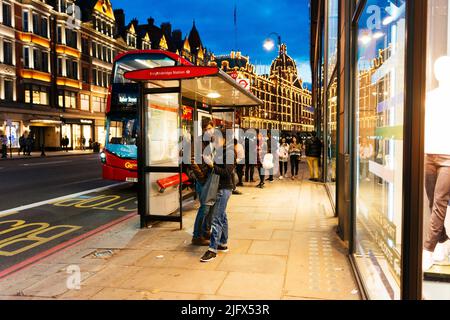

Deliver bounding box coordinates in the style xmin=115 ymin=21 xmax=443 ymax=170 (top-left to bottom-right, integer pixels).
xmin=262 ymin=153 xmax=274 ymax=170
xmin=200 ymin=168 xmax=220 ymax=206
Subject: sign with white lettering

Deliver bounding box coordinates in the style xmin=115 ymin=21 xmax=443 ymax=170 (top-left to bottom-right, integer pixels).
xmin=124 ymin=66 xmax=219 ymax=81
xmin=118 ymin=94 xmax=138 ymax=105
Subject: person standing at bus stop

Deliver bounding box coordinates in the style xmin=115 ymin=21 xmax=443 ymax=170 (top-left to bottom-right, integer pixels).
xmin=190 ymin=121 xmax=215 ymax=246
xmin=200 ymin=132 xmax=235 ymax=262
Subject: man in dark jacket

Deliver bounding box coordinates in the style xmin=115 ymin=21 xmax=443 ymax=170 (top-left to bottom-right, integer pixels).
xmin=200 ymin=132 xmax=235 ymax=262
xmin=1 ymin=134 xmax=7 ymax=159
xmin=305 ymin=131 xmax=323 ymax=181
xmin=25 ymin=134 xmax=34 ymax=156
xmin=19 ymin=134 xmax=26 ymax=155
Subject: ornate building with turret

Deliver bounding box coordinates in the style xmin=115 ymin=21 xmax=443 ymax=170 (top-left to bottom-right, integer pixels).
xmin=210 ymin=44 xmax=314 ymax=132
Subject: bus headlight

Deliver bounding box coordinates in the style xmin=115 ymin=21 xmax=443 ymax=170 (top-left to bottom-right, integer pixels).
xmin=100 ymin=152 xmax=107 ymax=164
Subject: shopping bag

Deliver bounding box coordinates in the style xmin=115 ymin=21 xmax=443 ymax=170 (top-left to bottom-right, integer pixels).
xmin=263 ymin=153 xmax=274 ymax=170
xmin=200 ymin=170 xmax=220 ymax=206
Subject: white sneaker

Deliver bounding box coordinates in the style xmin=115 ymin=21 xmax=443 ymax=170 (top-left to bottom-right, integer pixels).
xmin=279 ymin=176 xmax=284 ymax=180
xmin=433 ymin=242 xmax=449 ymax=262
xmin=423 ymin=250 xmax=434 ymax=271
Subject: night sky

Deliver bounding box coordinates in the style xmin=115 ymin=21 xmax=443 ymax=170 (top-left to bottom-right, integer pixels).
xmin=111 ymin=0 xmax=312 ymax=86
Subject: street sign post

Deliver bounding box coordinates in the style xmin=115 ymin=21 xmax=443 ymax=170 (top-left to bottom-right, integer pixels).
xmin=6 ymin=120 xmax=12 ymax=159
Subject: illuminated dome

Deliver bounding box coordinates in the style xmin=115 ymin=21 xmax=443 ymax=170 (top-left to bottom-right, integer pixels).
xmin=270 ymin=44 xmax=298 ymax=82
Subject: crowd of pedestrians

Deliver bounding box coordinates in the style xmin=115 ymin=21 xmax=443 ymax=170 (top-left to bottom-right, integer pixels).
xmin=188 ymin=123 xmax=324 ymax=263
xmin=0 ymin=132 xmax=35 ymax=158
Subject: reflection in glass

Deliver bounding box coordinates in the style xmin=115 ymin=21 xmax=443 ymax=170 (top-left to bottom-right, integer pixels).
xmin=327 ymin=76 xmax=337 ymax=204
xmin=327 ymin=0 xmax=339 ymax=81
xmin=144 ymin=92 xmax=181 ymax=217
xmin=354 ymin=0 xmax=406 ymax=300
xmin=145 ymin=93 xmax=180 ymax=167
xmin=105 ymin=116 xmax=138 ymax=159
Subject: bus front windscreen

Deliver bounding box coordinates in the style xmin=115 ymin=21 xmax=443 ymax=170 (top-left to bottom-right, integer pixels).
xmin=106 ymin=115 xmax=138 ymax=159
xmin=113 ymin=53 xmax=177 ymax=84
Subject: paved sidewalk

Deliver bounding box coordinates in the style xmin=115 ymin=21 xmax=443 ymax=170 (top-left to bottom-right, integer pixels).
xmin=0 ymin=165 xmax=360 ymax=300
xmin=0 ymin=150 xmax=95 ymax=160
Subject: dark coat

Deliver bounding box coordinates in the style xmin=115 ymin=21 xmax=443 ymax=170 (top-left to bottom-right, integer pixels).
xmin=212 ymin=144 xmax=235 ymax=190
xmin=306 ymin=137 xmax=323 ymax=158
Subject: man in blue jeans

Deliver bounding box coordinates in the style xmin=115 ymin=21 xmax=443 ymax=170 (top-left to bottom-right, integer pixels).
xmin=190 ymin=121 xmax=215 ymax=246
xmin=201 ymin=133 xmax=235 ymax=262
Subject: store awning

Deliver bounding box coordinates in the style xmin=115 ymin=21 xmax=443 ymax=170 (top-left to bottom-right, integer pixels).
xmin=124 ymin=66 xmax=262 ymax=108
xmin=29 ymin=119 xmax=62 ymax=127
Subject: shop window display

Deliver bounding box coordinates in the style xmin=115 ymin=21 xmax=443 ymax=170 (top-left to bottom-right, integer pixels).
xmin=422 ymin=0 xmax=450 ymax=300
xmin=61 ymin=124 xmax=72 ymax=148
xmin=354 ymin=0 xmax=406 ymax=300
xmin=5 ymin=122 xmax=20 ymax=148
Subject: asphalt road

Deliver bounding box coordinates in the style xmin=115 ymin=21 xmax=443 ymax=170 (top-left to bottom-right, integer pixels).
xmin=0 ymin=155 xmax=138 ymax=278
xmin=0 ymin=154 xmax=118 ymax=211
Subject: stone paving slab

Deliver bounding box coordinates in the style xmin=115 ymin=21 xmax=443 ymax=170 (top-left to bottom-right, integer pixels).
xmin=217 ymin=272 xmax=285 ymax=299
xmin=119 ymin=267 xmax=228 ymax=295
xmin=90 ymin=287 xmax=200 ymax=300
xmin=216 ymin=253 xmax=287 ymax=275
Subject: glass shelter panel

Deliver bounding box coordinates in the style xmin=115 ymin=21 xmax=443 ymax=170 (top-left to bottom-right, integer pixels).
xmin=144 ymin=92 xmax=181 ymax=217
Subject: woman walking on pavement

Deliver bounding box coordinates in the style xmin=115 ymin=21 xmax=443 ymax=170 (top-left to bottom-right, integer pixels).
xmin=200 ymin=132 xmax=235 ymax=263
xmin=278 ymin=137 xmax=289 ymax=180
xmin=289 ymin=136 xmax=302 ymax=180
xmin=244 ymin=134 xmax=256 ymax=183
xmin=256 ymin=131 xmax=267 ymax=188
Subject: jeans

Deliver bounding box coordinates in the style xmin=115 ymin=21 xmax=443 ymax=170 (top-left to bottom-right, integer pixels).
xmin=257 ymin=164 xmax=265 ymax=184
xmin=290 ymin=155 xmax=300 ymax=176
xmin=245 ymin=164 xmax=255 ymax=182
xmin=424 ymin=154 xmax=450 ymax=252
xmin=193 ymin=182 xmax=212 ymax=239
xmin=279 ymin=161 xmax=288 ymax=176
xmin=306 ymin=156 xmax=320 ymax=179
xmin=236 ymin=164 xmax=244 ymax=184
xmin=209 ymin=189 xmax=232 ymax=252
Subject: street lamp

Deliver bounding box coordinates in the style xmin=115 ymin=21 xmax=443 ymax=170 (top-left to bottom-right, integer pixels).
xmin=263 ymin=32 xmax=282 ymax=132
xmin=263 ymin=32 xmax=281 ymax=53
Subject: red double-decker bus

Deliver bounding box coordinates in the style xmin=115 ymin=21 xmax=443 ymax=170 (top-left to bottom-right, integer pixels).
xmin=101 ymin=50 xmax=235 ymax=182
xmin=101 ymin=50 xmax=193 ymax=182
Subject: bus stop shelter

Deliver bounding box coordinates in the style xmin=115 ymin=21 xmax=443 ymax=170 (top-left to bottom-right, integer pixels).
xmin=124 ymin=65 xmax=262 ymax=229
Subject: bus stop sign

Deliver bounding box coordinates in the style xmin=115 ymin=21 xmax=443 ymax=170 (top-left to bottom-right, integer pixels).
xmin=124 ymin=66 xmax=219 ymax=81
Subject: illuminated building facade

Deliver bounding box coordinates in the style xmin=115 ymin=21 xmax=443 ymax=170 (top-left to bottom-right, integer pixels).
xmin=0 ymin=0 xmax=209 ymax=150
xmin=210 ymin=45 xmax=313 ymax=132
